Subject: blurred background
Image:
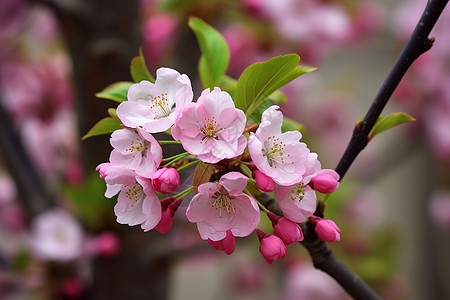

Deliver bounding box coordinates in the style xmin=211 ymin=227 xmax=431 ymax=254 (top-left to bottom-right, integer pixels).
xmin=0 ymin=0 xmax=449 ymax=299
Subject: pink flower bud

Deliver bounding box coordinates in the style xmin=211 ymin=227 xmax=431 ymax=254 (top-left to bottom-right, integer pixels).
xmin=154 ymin=198 xmax=183 ymax=234
xmin=254 ymin=170 xmax=275 ymax=192
xmin=310 ymin=216 xmax=341 ymax=243
xmin=151 ymin=168 xmax=180 ymax=193
xmin=267 ymin=212 xmax=303 ymax=245
xmin=61 ymin=278 xmax=84 ymax=299
xmin=207 ymin=230 xmax=235 ymax=255
xmin=257 ymin=229 xmax=286 ymax=264
xmin=309 ymin=169 xmax=340 ymax=194
xmin=93 ymin=232 xmax=120 ymax=257
xmin=96 ymin=162 xmax=111 ymax=179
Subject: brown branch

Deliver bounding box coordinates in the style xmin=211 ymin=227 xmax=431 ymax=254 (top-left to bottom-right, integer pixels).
xmin=335 ymin=0 xmax=449 ymax=181
xmin=257 ymin=194 xmax=381 ymax=299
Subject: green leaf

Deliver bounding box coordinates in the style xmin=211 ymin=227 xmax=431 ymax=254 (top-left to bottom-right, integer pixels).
xmin=369 ymin=112 xmax=415 ymax=140
xmin=130 ymin=49 xmax=155 ymax=83
xmin=188 ymin=17 xmax=230 ymax=88
xmin=235 ymin=54 xmax=315 ymax=118
xmin=62 ymin=173 xmax=114 ymax=229
xmin=82 ymin=117 xmax=122 ymax=140
xmin=95 ymin=81 xmax=134 ymax=103
xmin=281 ymin=117 xmax=305 ymax=133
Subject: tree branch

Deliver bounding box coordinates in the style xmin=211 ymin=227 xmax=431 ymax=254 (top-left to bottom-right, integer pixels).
xmin=335 ymin=0 xmax=449 ymax=181
xmin=257 ymin=194 xmax=381 ymax=299
xmin=0 ymin=103 xmax=53 ymax=219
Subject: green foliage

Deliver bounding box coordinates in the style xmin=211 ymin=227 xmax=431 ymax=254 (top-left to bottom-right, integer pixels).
xmin=95 ymin=81 xmax=134 ymax=103
xmin=130 ymin=49 xmax=155 ymax=83
xmin=188 ymin=17 xmax=230 ymax=89
xmin=62 ymin=173 xmax=114 ymax=229
xmin=235 ymin=54 xmax=315 ymax=118
xmin=281 ymin=117 xmax=305 ymax=133
xmin=368 ymin=112 xmax=415 ymax=141
xmin=248 ymin=90 xmax=287 ymax=122
xmin=12 ymin=249 xmax=32 ymax=271
xmin=82 ymin=117 xmax=122 ymax=140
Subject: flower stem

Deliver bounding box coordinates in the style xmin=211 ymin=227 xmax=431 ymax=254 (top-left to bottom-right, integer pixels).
xmin=177 ymin=160 xmax=200 ymax=172
xmin=256 ymin=199 xmax=270 ymax=213
xmin=162 ymin=152 xmax=190 ymax=167
xmin=159 ymin=140 xmax=182 ymax=145
xmin=231 ymin=158 xmax=250 ymax=165
xmin=173 ymin=186 xmax=194 ymax=199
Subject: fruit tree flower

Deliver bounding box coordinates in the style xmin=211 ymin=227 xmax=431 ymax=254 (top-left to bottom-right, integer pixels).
xmin=116 ymin=67 xmax=193 ymax=133
xmin=29 ymin=209 xmax=84 ymax=261
xmin=309 ymin=169 xmax=340 ymax=194
xmin=275 ymin=153 xmax=321 ymax=223
xmin=267 ymin=212 xmax=304 ymax=245
xmin=186 ymin=172 xmax=260 ymax=241
xmin=248 ymin=105 xmax=318 ymax=186
xmin=310 ymin=216 xmax=341 ymax=242
xmin=207 ymin=229 xmax=236 ymax=255
xmin=257 ymin=229 xmax=287 ymax=264
xmin=171 ymin=87 xmax=247 ymax=164
xmin=151 ymin=167 xmax=180 ymax=193
xmin=253 ymin=169 xmax=275 ymax=192
xmin=102 ymin=166 xmax=161 ymax=231
xmin=109 ymin=128 xmax=162 ymax=178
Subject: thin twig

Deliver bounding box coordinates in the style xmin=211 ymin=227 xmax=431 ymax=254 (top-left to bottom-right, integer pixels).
xmin=335 ymin=0 xmax=449 ymax=181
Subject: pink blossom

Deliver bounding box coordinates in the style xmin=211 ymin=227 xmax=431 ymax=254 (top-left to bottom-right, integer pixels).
xmin=154 ymin=197 xmax=183 ymax=234
xmin=281 ymin=261 xmax=347 ymax=299
xmin=29 ymin=209 xmax=84 ymax=261
xmin=253 ymin=169 xmax=275 ymax=192
xmin=274 ymin=151 xmax=320 ymax=222
xmin=92 ymin=232 xmax=120 ymax=257
xmin=103 ymin=166 xmax=161 ymax=231
xmin=275 ymin=181 xmax=317 ymax=223
xmin=267 ymin=212 xmax=303 ymax=245
xmin=116 ymin=67 xmax=193 ymax=133
xmin=61 ymin=278 xmax=84 ymax=299
xmin=248 ymin=105 xmax=320 ymax=186
xmin=96 ymin=162 xmax=111 ymax=179
xmin=309 ymin=169 xmax=340 ymax=194
xmin=172 ymin=87 xmax=247 ymax=163
xmin=207 ymin=230 xmax=236 ymax=255
xmin=186 ymin=172 xmax=260 ymax=241
xmin=260 ymin=0 xmax=351 ymax=46
xmin=257 ymin=229 xmax=286 ymax=264
xmin=151 ymin=167 xmax=180 ymax=193
xmin=109 ymin=128 xmax=162 ymax=178
xmin=310 ymin=216 xmax=341 ymax=242
xmin=142 ymin=13 xmax=178 ymax=65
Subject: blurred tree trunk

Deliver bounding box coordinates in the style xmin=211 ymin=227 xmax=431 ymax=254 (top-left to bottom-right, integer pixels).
xmin=49 ymin=1 xmax=171 ymax=299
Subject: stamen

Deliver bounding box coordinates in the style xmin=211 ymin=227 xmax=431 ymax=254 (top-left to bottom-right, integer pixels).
xmin=211 ymin=186 xmax=236 ymax=218
xmin=149 ymin=93 xmax=172 ymax=118
xmin=290 ymin=183 xmax=306 ymax=202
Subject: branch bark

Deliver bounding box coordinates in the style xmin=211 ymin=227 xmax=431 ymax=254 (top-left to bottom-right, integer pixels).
xmin=335 ymin=0 xmax=449 ymax=181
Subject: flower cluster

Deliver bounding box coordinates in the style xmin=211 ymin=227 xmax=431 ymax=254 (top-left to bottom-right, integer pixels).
xmin=97 ymin=67 xmax=340 ymax=263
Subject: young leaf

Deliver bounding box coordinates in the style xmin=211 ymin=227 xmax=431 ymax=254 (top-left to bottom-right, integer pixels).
xmin=248 ymin=90 xmax=287 ymax=123
xmin=235 ymin=54 xmax=315 ymax=118
xmin=130 ymin=49 xmax=155 ymax=83
xmin=82 ymin=117 xmax=122 ymax=140
xmin=369 ymin=112 xmax=415 ymax=141
xmin=193 ymin=162 xmax=214 ymax=193
xmin=62 ymin=173 xmax=114 ymax=229
xmin=281 ymin=117 xmax=305 ymax=133
xmin=95 ymin=81 xmax=134 ymax=103
xmin=188 ymin=17 xmax=230 ymax=89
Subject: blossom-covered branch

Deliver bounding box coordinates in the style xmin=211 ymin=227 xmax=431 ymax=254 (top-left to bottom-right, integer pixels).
xmin=335 ymin=0 xmax=449 ymax=181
